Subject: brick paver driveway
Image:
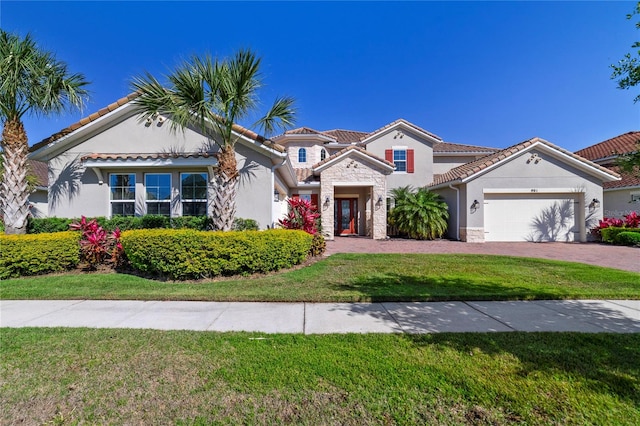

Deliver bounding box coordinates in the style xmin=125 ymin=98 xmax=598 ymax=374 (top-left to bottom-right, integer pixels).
xmin=325 ymin=238 xmax=640 ymax=273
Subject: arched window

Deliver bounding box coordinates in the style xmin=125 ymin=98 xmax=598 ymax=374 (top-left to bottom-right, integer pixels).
xmin=320 ymin=148 xmax=327 ymax=161
xmin=298 ymin=148 xmax=307 ymax=163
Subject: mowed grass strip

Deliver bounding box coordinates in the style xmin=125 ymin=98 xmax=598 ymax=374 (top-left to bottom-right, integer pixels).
xmin=1 ymin=254 xmax=639 ymax=302
xmin=1 ymin=329 xmax=638 ymax=425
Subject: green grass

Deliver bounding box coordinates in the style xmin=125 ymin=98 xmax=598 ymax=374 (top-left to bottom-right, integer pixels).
xmin=2 ymin=254 xmax=639 ymax=302
xmin=1 ymin=328 xmax=638 ymax=425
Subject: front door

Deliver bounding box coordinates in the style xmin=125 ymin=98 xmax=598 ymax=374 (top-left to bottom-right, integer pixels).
xmin=335 ymin=198 xmax=358 ymax=235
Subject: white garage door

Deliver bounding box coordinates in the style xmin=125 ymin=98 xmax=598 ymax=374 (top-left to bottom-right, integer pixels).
xmin=484 ymin=193 xmax=580 ymax=242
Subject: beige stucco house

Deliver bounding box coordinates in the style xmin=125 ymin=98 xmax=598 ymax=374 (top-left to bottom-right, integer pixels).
xmin=29 ymin=94 xmax=620 ymax=242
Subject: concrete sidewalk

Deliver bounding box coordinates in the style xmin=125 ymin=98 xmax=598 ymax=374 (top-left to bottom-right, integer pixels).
xmin=1 ymin=299 xmax=639 ymax=334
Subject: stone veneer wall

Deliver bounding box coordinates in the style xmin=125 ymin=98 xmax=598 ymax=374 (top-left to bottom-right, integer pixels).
xmin=319 ymin=156 xmax=388 ymax=240
xmin=460 ymin=227 xmax=485 ymax=243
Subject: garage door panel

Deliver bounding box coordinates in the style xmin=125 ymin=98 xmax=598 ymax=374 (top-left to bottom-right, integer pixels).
xmin=484 ymin=193 xmax=579 ymax=242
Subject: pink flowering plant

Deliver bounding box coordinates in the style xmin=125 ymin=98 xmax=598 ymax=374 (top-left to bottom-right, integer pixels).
xmin=70 ymin=216 xmax=124 ymax=268
xmin=278 ymin=198 xmax=321 ymax=235
xmin=590 ymin=211 xmax=639 ymax=239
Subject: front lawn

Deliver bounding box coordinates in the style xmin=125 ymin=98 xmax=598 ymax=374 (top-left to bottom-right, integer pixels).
xmin=2 ymin=254 xmax=639 ymax=302
xmin=1 ymin=329 xmax=638 ymax=424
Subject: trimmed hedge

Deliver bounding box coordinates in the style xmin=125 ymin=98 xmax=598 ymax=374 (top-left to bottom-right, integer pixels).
xmin=121 ymin=229 xmax=313 ymax=280
xmin=601 ymin=227 xmax=640 ymax=244
xmin=27 ymin=215 xmax=215 ymax=233
xmin=0 ymin=232 xmax=81 ymax=279
xmin=615 ymin=231 xmax=640 ymax=247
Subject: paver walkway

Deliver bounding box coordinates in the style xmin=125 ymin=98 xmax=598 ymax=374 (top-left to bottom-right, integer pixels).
xmin=2 ymin=300 xmax=639 ymax=334
xmin=325 ymin=238 xmax=640 ymax=272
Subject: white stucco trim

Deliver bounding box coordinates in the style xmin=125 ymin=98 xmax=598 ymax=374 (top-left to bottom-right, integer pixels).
xmin=313 ymin=149 xmax=394 ymax=173
xmin=483 ymin=188 xmax=581 ymax=194
xmin=84 ymin=157 xmax=218 ymax=168
xmin=332 ymin=181 xmax=377 ymax=187
xmin=360 ymin=121 xmax=442 ymax=146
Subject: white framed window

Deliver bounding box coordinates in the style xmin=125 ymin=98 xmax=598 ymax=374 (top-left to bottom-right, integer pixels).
xmin=181 ymin=173 xmax=207 ymax=216
xmin=320 ymin=148 xmax=327 ymax=161
xmin=393 ymin=149 xmax=407 ymax=172
xmin=298 ymin=148 xmax=307 ymax=163
xmin=110 ymin=173 xmax=135 ymax=216
xmin=631 ymin=192 xmax=640 ymax=203
xmin=145 ymin=173 xmax=172 ymax=216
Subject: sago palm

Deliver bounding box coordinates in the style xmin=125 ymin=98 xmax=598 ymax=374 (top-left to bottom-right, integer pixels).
xmin=0 ymin=30 xmax=89 ymax=234
xmin=389 ymin=186 xmax=449 ymax=240
xmin=131 ymin=50 xmax=295 ymax=231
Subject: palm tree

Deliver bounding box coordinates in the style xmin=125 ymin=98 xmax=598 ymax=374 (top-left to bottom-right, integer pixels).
xmin=0 ymin=30 xmax=89 ymax=234
xmin=389 ymin=186 xmax=449 ymax=240
xmin=131 ymin=50 xmax=295 ymax=231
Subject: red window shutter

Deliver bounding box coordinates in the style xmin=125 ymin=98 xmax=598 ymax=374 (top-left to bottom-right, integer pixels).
xmin=407 ymin=149 xmax=415 ymax=173
xmin=385 ymin=149 xmax=393 ymax=163
xmin=311 ymin=194 xmax=319 ymax=211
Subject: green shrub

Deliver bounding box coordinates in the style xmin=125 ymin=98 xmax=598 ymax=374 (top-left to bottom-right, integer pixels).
xmin=0 ymin=232 xmax=81 ymax=279
xmin=232 ymin=217 xmax=259 ymax=231
xmin=309 ymin=233 xmax=326 ymax=257
xmin=141 ymin=215 xmax=170 ymax=229
xmin=615 ymin=231 xmax=640 ymax=247
xmin=121 ymin=229 xmax=312 ymax=280
xmin=103 ymin=216 xmax=142 ymax=231
xmin=601 ymin=227 xmax=640 ymax=244
xmin=27 ymin=217 xmax=73 ymax=233
xmin=170 ymin=216 xmax=210 ymax=230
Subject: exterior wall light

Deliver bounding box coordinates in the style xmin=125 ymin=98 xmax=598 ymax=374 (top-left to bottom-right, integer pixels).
xmin=324 ymin=195 xmax=331 ymax=205
xmin=470 ymin=199 xmax=480 ymax=213
xmin=590 ymin=198 xmax=600 ymax=208
xmin=273 ymin=190 xmax=280 ymax=202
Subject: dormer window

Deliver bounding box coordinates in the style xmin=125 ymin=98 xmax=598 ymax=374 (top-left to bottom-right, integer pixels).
xmin=298 ymin=148 xmax=307 ymax=163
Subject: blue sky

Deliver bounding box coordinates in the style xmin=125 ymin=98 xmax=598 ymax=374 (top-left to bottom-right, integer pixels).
xmin=2 ymin=1 xmax=639 ymax=152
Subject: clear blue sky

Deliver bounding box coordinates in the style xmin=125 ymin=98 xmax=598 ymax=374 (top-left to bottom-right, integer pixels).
xmin=2 ymin=1 xmax=639 ymax=152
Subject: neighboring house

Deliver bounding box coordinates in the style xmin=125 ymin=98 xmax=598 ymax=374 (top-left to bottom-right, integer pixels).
xmin=27 ymin=159 xmax=48 ymax=218
xmin=575 ymin=131 xmax=640 ymax=219
xmin=28 ymin=94 xmax=620 ymax=242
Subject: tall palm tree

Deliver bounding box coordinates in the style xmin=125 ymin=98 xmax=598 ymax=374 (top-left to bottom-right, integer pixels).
xmin=131 ymin=50 xmax=295 ymax=231
xmin=389 ymin=186 xmax=449 ymax=240
xmin=0 ymin=30 xmax=89 ymax=234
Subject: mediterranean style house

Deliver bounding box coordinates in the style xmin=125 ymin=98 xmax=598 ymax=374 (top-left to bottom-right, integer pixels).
xmin=28 ymin=94 xmax=620 ymax=242
xmin=575 ymin=131 xmax=640 ymax=219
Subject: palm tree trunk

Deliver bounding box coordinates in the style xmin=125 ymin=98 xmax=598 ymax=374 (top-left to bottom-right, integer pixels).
xmin=1 ymin=117 xmax=30 ymax=234
xmin=210 ymin=145 xmax=239 ymax=231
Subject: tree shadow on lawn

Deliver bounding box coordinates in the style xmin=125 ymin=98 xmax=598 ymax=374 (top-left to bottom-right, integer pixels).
xmin=331 ymin=273 xmax=561 ymax=302
xmin=407 ymin=332 xmax=640 ymax=408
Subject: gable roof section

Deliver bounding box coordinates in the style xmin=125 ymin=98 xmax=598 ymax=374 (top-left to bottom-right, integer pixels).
xmin=359 ymin=118 xmax=442 ymax=145
xmin=430 ymin=137 xmax=620 ymax=188
xmin=433 ymin=142 xmax=498 ymax=154
xmin=601 ymin=165 xmax=640 ymax=190
xmin=575 ymin=131 xmax=640 ymax=163
xmin=323 ymin=129 xmax=369 ymax=143
xmin=29 ymin=93 xmax=286 ymax=159
xmin=312 ymin=145 xmax=395 ymax=173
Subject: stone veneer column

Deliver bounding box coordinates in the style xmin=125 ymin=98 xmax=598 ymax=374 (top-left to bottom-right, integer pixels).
xmin=460 ymin=227 xmax=485 ymax=243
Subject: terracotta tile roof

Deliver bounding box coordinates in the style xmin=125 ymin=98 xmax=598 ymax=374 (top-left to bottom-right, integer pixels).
xmin=430 ymin=137 xmax=619 ymax=187
xmin=575 ymin=131 xmax=640 ymax=163
xmin=322 ymin=129 xmax=369 ymax=143
xmin=360 ymin=118 xmax=442 ymax=143
xmin=81 ymin=152 xmax=216 ymax=162
xmin=28 ymin=160 xmax=48 ymax=187
xmin=285 ymin=127 xmax=325 ymax=135
xmin=294 ymin=168 xmax=319 ymax=183
xmin=602 ymin=165 xmax=640 ymax=189
xmin=312 ymin=145 xmax=395 ymax=170
xmin=433 ymin=142 xmax=498 ymax=154
xmin=30 ymin=92 xmax=285 ymax=154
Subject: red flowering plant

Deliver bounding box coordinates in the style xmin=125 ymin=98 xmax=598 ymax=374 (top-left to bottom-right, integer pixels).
xmin=624 ymin=211 xmax=640 ymax=228
xmin=70 ymin=216 xmax=124 ymax=269
xmin=278 ymin=198 xmax=321 ymax=235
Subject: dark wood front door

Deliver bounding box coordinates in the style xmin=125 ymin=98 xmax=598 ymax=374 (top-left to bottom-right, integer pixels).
xmin=335 ymin=198 xmax=358 ymax=235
